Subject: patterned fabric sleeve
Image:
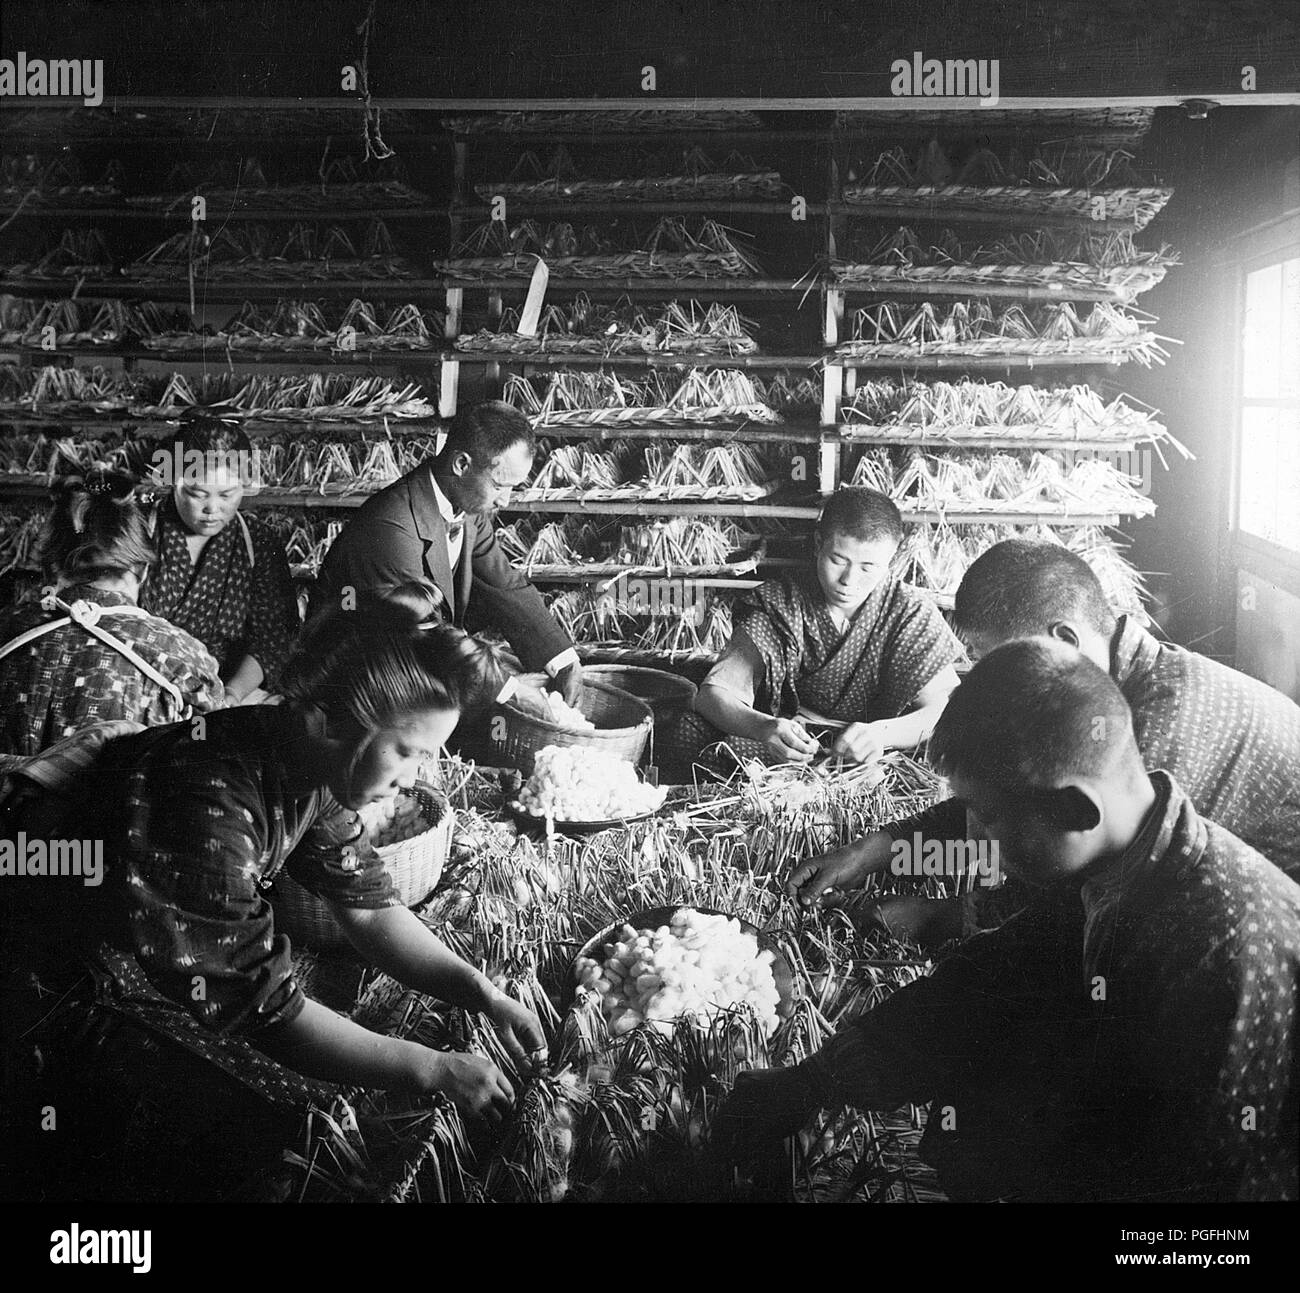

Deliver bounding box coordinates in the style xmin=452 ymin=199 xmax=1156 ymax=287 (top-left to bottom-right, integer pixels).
xmin=285 ymin=790 xmax=400 ymax=910
xmin=133 ymin=617 xmax=226 ymax=719
xmin=168 ymin=628 xmax=226 ymax=715
xmin=874 ymin=588 xmax=964 ymax=716
xmin=243 ymin=519 xmax=301 ymax=691
xmin=117 ymin=760 xmax=304 ymax=1035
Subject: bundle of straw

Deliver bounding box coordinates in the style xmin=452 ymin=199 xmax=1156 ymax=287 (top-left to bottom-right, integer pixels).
xmin=841 ymin=377 xmax=1183 ymax=451
xmin=0 ymin=504 xmax=45 ymax=576
xmin=837 ymin=301 xmax=1173 ymax=366
xmin=443 ymin=110 xmax=763 ymax=133
xmin=475 ymin=146 xmax=784 ymax=204
xmin=504 ymin=369 xmax=780 ymax=426
xmin=848 ymin=445 xmax=1157 ymax=516
xmin=840 ymin=178 xmax=1172 ymax=230
xmin=437 ymin=217 xmax=762 ymax=281
xmin=832 ymin=225 xmax=1178 ymax=301
xmin=896 ymin=520 xmax=1148 ymax=614
xmin=139 ymin=299 xmax=445 ymax=352
xmin=1 ymin=228 xmax=115 ymax=280
xmin=614 ymin=518 xmax=757 ymax=572
xmin=456 ymin=296 xmax=758 ymax=356
xmin=0 ymin=365 xmax=437 ymax=422
xmin=0 ymin=156 xmax=124 ymax=205
xmin=128 ymin=157 xmax=429 ymax=212
xmin=124 ymin=221 xmax=414 ymax=282
xmin=0 ymin=298 xmax=170 ymax=348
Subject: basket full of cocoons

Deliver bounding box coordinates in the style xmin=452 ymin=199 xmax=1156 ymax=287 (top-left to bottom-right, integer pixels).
xmin=572 ymin=905 xmax=795 ymax=1036
xmin=497 ymin=672 xmax=653 ymax=776
xmin=271 ymin=780 xmax=454 ymax=949
xmin=510 ymin=743 xmax=669 ymax=832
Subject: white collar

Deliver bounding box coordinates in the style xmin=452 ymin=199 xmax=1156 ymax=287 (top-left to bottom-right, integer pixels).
xmin=428 ymin=471 xmax=463 ymax=526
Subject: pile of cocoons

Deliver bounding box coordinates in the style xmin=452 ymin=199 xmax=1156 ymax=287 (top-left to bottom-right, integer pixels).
xmin=575 ymin=906 xmax=781 ymax=1037
xmin=514 ymin=745 xmax=667 ymax=822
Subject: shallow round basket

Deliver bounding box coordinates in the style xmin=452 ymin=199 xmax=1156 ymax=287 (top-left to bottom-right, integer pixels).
xmin=567 ymin=904 xmax=796 ymax=1019
xmin=496 ymin=674 xmax=653 ymax=776
xmin=271 ymin=781 xmax=453 ymax=952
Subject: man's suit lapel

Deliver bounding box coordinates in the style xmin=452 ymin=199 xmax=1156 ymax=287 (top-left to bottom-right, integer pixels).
xmin=407 ymin=466 xmax=456 ymax=616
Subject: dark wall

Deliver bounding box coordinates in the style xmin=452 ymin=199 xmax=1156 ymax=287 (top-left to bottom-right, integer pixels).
xmin=1 ymin=0 xmax=1298 ymax=99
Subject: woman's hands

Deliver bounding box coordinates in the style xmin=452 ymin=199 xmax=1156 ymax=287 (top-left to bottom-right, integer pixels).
xmin=412 ymin=1050 xmax=516 ymax=1124
xmin=484 ymin=990 xmax=548 ymax=1071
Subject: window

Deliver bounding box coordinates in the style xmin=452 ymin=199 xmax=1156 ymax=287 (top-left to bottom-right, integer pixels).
xmin=1237 ymin=255 xmax=1300 ymax=555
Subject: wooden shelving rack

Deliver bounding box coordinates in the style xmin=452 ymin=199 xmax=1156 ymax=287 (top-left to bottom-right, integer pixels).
xmin=0 ymin=105 xmax=1177 ymax=668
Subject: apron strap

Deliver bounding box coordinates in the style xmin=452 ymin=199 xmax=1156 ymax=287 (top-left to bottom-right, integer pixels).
xmin=0 ymin=595 xmax=186 ymax=717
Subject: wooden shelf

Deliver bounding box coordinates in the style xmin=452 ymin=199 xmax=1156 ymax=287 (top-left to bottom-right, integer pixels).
xmin=0 ymin=413 xmax=442 ymax=434
xmin=3 ymin=345 xmax=823 ymax=371
xmin=836 ymin=425 xmax=1149 ymax=451
xmin=0 ymin=206 xmax=442 ymax=221
xmin=453 ymin=200 xmax=813 ymax=217
xmin=437 ymin=277 xmax=814 ymax=297
xmin=0 ymin=278 xmax=445 ymax=302
xmin=502 ymin=494 xmax=1123 ymax=525
xmin=826 ymin=200 xmax=1155 ymax=232
xmin=1 ymin=275 xmax=819 ymax=302
xmin=504 ymin=497 xmax=821 ymax=519
xmin=449 ymin=350 xmax=823 ymax=369
xmin=2 ymin=344 xmax=444 ymax=366
xmin=831 ymin=278 xmax=1135 ymax=303
xmin=532 ymin=422 xmax=824 ymax=444
xmin=833 ymin=352 xmax=1128 ymax=370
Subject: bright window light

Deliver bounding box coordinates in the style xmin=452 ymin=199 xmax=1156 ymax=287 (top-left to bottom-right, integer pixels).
xmin=1238 ymin=256 xmax=1300 ymax=554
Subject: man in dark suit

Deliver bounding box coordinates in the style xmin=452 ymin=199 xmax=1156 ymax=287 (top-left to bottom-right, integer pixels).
xmin=312 ymin=400 xmax=583 ymax=702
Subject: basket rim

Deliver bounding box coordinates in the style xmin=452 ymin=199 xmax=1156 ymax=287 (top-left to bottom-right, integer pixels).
xmin=370 ymin=779 xmax=450 ymax=857
xmin=503 ymin=675 xmax=654 ymax=733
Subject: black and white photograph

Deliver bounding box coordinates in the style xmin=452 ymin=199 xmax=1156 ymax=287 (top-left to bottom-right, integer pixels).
xmin=0 ymin=0 xmax=1295 ymax=1268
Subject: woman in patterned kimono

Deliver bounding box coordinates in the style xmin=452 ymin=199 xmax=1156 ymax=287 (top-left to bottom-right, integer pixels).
xmin=3 ymin=603 xmax=543 ymax=1183
xmin=688 ymin=488 xmax=963 ymax=766
xmin=139 ymin=415 xmax=300 ymax=703
xmin=0 ymin=468 xmax=223 ymax=757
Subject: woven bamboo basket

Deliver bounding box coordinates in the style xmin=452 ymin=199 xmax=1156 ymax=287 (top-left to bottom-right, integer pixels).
xmin=583 ymin=665 xmax=698 ymax=757
xmin=270 ymin=781 xmax=453 ymax=952
xmin=496 ymin=675 xmax=652 ymax=776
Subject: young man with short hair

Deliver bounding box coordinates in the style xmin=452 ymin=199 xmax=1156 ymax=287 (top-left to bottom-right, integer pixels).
xmin=722 ymin=640 xmax=1300 ymax=1201
xmin=789 ymin=538 xmax=1300 ymax=937
xmin=311 ymin=399 xmax=582 ymax=700
xmin=687 ymin=487 xmax=962 ymax=766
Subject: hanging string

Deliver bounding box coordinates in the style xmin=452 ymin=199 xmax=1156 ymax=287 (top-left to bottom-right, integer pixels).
xmin=356 ymin=0 xmax=395 ymax=162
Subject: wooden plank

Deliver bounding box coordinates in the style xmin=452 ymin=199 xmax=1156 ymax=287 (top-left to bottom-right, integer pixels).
xmin=8 ymin=95 xmax=1298 ymax=110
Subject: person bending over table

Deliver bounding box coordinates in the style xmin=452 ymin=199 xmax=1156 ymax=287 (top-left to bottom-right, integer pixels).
xmin=687 ymin=487 xmax=962 ymax=766
xmin=0 ymin=467 xmax=222 ymax=756
xmin=139 ymin=415 xmax=300 ymax=705
xmin=720 ymin=639 xmax=1300 ymax=1202
xmin=787 ymin=538 xmax=1300 ymax=944
xmin=3 ymin=601 xmax=544 ymax=1124
xmin=311 ymin=399 xmax=583 ymax=705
